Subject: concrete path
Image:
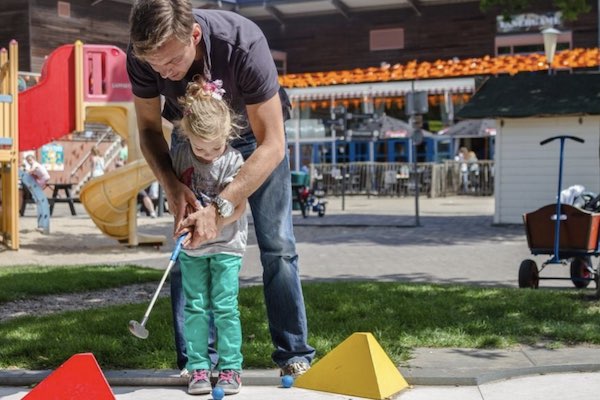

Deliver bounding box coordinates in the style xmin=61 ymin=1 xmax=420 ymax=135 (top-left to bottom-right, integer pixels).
xmin=14 ymin=195 xmax=558 ymax=288
xmin=6 ymin=195 xmax=600 ymax=399
xmin=2 ymin=371 xmax=600 ymax=399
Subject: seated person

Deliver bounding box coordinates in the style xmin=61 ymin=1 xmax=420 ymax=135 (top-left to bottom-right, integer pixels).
xmin=138 ymin=185 xmax=157 ymax=218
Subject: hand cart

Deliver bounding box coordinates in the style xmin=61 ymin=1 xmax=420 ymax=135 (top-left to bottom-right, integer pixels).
xmin=520 ymin=135 xmax=600 ymax=298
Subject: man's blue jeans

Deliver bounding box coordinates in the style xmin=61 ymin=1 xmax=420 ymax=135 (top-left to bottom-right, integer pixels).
xmin=170 ymin=133 xmax=315 ymax=369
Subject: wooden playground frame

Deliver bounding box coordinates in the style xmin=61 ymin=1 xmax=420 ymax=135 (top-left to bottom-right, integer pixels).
xmin=0 ymin=40 xmax=20 ymax=250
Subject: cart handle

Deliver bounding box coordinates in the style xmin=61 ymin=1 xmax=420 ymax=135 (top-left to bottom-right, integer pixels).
xmin=540 ymin=134 xmax=584 ymax=264
xmin=540 ymin=135 xmax=584 ymax=146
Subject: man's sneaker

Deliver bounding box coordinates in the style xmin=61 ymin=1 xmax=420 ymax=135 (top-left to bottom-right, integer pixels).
xmin=188 ymin=369 xmax=212 ymax=395
xmin=215 ymin=369 xmax=242 ymax=394
xmin=280 ymin=361 xmax=310 ymax=378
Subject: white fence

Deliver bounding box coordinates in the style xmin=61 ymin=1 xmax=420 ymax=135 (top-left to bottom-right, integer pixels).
xmin=307 ymin=160 xmax=494 ymax=198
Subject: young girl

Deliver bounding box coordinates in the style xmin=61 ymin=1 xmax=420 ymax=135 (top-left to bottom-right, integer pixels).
xmin=173 ymin=76 xmax=247 ymax=395
xmin=90 ymin=146 xmax=105 ymax=178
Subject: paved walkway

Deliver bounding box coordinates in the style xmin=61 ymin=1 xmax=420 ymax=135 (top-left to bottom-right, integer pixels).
xmin=5 ymin=195 xmax=600 ymax=399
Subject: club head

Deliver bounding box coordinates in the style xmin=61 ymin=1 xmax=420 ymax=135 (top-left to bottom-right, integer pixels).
xmin=128 ymin=320 xmax=149 ymax=339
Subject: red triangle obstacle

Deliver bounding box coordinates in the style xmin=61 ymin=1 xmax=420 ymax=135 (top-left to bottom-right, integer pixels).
xmin=23 ymin=353 xmax=115 ymax=400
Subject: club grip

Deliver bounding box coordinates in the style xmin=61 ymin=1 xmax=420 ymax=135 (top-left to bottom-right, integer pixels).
xmin=171 ymin=234 xmax=187 ymax=261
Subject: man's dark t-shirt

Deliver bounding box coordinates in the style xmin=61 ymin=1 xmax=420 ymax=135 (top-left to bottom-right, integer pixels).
xmin=126 ymin=9 xmax=290 ymax=143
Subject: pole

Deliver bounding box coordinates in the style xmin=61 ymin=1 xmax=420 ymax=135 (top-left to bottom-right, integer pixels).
xmin=341 ymin=165 xmax=346 ymax=211
xmin=413 ymin=138 xmax=421 ymax=227
xmin=551 ymin=138 xmax=565 ymax=263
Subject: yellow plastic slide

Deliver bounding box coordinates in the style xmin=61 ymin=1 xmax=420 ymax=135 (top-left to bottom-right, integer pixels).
xmin=78 ymin=105 xmax=166 ymax=246
xmin=79 ymin=159 xmax=165 ymax=246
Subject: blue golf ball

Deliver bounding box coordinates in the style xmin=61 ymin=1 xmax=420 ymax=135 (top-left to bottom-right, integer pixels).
xmin=212 ymin=387 xmax=225 ymax=400
xmin=281 ymin=374 xmax=294 ymax=388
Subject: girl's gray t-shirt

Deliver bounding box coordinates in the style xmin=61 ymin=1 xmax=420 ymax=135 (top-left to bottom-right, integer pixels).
xmin=171 ymin=142 xmax=247 ymax=258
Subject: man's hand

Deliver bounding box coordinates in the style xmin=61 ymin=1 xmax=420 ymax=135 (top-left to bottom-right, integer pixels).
xmin=176 ymin=204 xmax=222 ymax=249
xmin=164 ymin=180 xmax=199 ymax=237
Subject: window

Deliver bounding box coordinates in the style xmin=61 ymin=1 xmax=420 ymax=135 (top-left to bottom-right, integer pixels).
xmin=57 ymin=1 xmax=71 ymax=18
xmin=370 ymin=28 xmax=404 ymax=51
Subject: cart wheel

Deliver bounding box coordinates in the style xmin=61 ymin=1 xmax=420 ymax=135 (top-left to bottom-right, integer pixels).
xmin=570 ymin=257 xmax=592 ymax=288
xmin=518 ymin=259 xmax=539 ymax=288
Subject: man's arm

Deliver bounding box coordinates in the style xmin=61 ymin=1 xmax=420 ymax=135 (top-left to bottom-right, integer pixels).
xmin=180 ymin=92 xmax=285 ymax=248
xmin=220 ymin=92 xmax=285 ymax=205
xmin=133 ymin=95 xmax=199 ymax=233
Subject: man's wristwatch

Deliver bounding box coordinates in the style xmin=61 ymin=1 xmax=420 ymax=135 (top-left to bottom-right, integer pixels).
xmin=213 ymin=196 xmax=234 ymax=218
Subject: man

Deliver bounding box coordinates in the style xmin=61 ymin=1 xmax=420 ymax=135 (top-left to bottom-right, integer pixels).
xmin=126 ymin=0 xmax=315 ymax=377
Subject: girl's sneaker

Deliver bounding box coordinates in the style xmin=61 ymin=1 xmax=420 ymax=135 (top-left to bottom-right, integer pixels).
xmin=216 ymin=369 xmax=242 ymax=394
xmin=188 ymin=369 xmax=212 ymax=395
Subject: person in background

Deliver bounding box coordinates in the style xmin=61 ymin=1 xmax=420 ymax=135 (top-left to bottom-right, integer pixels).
xmin=90 ymin=146 xmax=105 ymax=178
xmin=19 ymin=154 xmax=50 ymax=213
xmin=116 ymin=139 xmax=129 ymax=168
xmin=173 ymin=76 xmax=247 ymax=395
xmin=466 ymin=150 xmax=479 ymax=192
xmin=127 ymin=0 xmax=314 ymax=378
xmin=138 ymin=185 xmax=157 ymax=218
xmin=24 ymin=154 xmax=50 ymax=189
xmin=455 ymin=146 xmax=469 ymax=193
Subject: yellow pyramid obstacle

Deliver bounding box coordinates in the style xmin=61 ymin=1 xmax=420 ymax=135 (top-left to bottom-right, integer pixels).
xmin=295 ymin=332 xmax=409 ymax=399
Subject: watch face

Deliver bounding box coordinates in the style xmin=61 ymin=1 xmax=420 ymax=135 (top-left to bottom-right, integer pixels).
xmin=220 ymin=201 xmax=234 ymax=218
xmin=220 ymin=201 xmax=233 ymax=218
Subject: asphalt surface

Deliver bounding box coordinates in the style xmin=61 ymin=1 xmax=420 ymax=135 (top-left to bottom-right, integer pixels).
xmin=4 ymin=195 xmax=600 ymax=399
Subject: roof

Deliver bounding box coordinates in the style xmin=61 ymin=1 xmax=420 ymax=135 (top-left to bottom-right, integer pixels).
xmin=279 ymin=48 xmax=599 ymax=88
xmin=285 ymin=77 xmax=475 ymax=101
xmin=189 ymin=0 xmax=476 ymax=20
xmin=456 ymin=73 xmax=600 ymax=119
xmin=437 ymin=119 xmax=496 ymax=137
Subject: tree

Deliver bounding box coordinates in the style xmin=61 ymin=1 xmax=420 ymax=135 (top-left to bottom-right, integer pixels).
xmin=480 ymin=0 xmax=592 ymax=21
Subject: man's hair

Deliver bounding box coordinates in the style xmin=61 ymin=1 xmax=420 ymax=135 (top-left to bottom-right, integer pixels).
xmin=129 ymin=0 xmax=195 ymax=59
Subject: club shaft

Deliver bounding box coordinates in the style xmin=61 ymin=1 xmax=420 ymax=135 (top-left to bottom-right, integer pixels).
xmin=140 ymin=259 xmax=176 ymax=326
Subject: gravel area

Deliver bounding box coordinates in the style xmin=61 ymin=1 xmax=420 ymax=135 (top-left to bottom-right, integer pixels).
xmin=0 ymin=283 xmax=169 ymax=322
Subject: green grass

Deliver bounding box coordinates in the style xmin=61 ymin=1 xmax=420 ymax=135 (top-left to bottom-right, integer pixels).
xmin=1 ymin=266 xmax=600 ymax=370
xmin=0 ymin=265 xmax=164 ymax=302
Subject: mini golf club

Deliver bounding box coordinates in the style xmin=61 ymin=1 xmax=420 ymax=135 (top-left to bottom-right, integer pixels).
xmin=129 ymin=234 xmax=187 ymax=339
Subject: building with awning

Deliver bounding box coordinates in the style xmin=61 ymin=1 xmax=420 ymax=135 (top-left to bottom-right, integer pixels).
xmin=2 ymin=0 xmax=597 ymax=172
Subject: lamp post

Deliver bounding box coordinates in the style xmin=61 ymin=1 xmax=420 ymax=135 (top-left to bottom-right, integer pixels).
xmin=405 ymin=87 xmax=428 ymax=227
xmin=542 ymin=27 xmax=560 ymax=75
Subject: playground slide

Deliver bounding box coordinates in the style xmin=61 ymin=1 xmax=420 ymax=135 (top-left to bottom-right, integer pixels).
xmin=19 ymin=42 xmax=165 ymax=245
xmin=79 ymin=159 xmax=165 ymax=245
xmin=79 ymin=108 xmax=165 ymax=246
xmin=19 ymin=44 xmax=76 ymax=151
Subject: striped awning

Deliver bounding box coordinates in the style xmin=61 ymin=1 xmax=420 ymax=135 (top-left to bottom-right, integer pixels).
xmin=285 ymin=77 xmax=476 ymax=101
